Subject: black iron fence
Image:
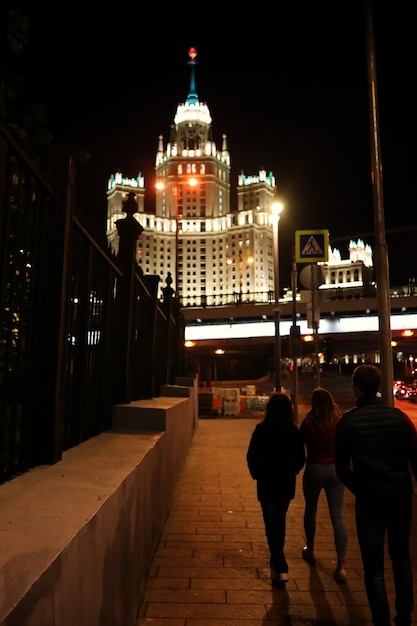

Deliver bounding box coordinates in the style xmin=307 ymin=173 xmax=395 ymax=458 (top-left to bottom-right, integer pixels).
xmin=0 ymin=121 xmax=184 ymax=484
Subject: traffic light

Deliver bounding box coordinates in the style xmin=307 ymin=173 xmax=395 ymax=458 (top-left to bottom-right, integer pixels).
xmin=323 ymin=337 xmax=334 ymax=364
xmin=289 ymin=325 xmax=302 ymax=357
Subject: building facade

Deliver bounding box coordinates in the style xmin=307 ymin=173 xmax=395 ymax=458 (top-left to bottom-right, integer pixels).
xmin=106 ymin=48 xmax=278 ymax=306
xmin=106 ymin=48 xmax=375 ymax=309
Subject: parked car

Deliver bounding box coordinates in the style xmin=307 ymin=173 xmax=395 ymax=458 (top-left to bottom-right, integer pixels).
xmin=409 ymin=389 xmax=417 ymax=403
xmin=396 ymin=384 xmax=413 ymax=400
xmin=393 ymin=380 xmax=404 ymax=398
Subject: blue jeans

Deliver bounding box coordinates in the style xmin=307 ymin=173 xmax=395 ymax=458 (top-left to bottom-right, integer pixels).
xmin=303 ymin=463 xmax=348 ymax=561
xmin=356 ymin=496 xmax=413 ymax=626
xmin=260 ymin=498 xmax=291 ymax=573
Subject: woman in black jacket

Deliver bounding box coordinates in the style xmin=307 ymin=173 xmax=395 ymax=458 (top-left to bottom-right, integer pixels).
xmin=247 ymin=393 xmax=306 ymax=586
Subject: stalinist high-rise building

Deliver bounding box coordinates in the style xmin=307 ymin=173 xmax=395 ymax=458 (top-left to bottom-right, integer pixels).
xmin=106 ymin=48 xmax=373 ymax=306
xmin=106 ymin=48 xmax=278 ymax=307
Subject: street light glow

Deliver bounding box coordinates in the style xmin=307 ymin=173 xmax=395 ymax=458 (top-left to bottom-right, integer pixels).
xmin=270 ymin=201 xmax=284 ymax=223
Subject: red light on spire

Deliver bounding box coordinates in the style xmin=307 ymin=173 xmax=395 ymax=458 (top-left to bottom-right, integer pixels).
xmin=188 ymin=47 xmax=197 ymax=60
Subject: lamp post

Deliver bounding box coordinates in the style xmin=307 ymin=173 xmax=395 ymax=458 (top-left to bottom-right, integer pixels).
xmin=173 ymin=184 xmax=180 ymax=297
xmin=227 ymin=250 xmax=253 ymax=304
xmin=156 ymin=177 xmax=198 ymax=299
xmin=270 ymin=201 xmax=284 ymax=393
xmin=238 ymin=249 xmax=243 ymax=303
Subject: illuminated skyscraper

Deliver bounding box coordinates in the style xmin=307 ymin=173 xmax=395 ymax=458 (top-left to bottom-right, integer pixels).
xmin=106 ymin=48 xmax=277 ymax=306
xmin=106 ymin=49 xmax=374 ymax=307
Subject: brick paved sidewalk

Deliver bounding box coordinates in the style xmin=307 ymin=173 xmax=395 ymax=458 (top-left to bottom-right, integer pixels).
xmin=137 ymin=417 xmax=417 ymax=626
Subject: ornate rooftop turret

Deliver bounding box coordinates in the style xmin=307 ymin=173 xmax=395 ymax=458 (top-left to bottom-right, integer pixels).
xmin=156 ymin=47 xmax=229 ymax=166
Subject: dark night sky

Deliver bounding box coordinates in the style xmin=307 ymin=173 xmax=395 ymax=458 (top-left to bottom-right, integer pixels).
xmin=8 ymin=3 xmax=417 ymax=289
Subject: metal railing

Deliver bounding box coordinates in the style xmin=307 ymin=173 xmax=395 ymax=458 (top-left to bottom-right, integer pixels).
xmin=179 ymin=284 xmax=416 ymax=310
xmin=0 ymin=121 xmax=184 ymax=484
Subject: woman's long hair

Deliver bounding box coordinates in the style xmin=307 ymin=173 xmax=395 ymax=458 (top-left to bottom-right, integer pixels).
xmin=263 ymin=392 xmax=295 ymax=426
xmin=308 ymin=387 xmax=339 ymax=428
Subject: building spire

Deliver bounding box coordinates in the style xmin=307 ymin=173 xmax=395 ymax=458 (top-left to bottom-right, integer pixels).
xmin=187 ymin=47 xmax=198 ymax=105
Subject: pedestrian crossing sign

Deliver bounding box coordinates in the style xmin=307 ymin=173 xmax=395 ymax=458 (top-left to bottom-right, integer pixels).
xmin=295 ymin=230 xmax=329 ymax=263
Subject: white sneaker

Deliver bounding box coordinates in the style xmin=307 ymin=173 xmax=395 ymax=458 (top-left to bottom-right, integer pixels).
xmin=333 ymin=563 xmax=347 ymax=583
xmin=272 ymin=572 xmax=288 ymax=587
xmin=302 ymin=547 xmax=316 ymax=564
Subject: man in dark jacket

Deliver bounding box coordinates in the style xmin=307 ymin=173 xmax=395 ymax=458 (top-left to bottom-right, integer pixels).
xmin=335 ymin=364 xmax=417 ymax=626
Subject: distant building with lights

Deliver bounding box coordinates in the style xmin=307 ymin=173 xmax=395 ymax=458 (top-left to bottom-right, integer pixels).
xmin=320 ymin=239 xmax=373 ymax=289
xmin=106 ymin=48 xmax=374 ymax=306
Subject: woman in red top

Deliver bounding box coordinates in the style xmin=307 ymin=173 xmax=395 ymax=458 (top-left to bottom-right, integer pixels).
xmin=299 ymin=387 xmax=348 ymax=582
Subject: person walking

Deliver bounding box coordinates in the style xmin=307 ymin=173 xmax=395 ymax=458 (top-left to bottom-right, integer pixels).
xmin=246 ymin=393 xmax=305 ymax=587
xmin=335 ymin=364 xmax=417 ymax=626
xmin=299 ymin=387 xmax=348 ymax=583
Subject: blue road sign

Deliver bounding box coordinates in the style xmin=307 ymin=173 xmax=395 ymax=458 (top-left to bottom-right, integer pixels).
xmin=295 ymin=230 xmax=329 ymax=263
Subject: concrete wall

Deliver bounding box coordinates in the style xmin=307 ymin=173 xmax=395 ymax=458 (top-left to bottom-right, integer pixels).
xmin=0 ymin=378 xmax=198 ymax=626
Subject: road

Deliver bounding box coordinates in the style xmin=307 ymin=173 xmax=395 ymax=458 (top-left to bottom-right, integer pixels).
xmin=393 ymin=398 xmax=417 ymax=429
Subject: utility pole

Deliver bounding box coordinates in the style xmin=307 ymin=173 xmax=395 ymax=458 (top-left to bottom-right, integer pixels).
xmin=290 ymin=247 xmax=300 ymax=423
xmin=366 ymin=0 xmax=394 ymax=404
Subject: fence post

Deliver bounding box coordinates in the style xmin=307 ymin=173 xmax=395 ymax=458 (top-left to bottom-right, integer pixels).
xmin=161 ymin=273 xmax=176 ymax=383
xmin=115 ymin=192 xmax=144 ymax=403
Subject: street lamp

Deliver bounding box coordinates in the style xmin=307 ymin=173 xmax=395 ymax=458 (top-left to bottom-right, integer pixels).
xmin=156 ymin=177 xmax=198 ymax=298
xmin=270 ymin=201 xmax=284 ymax=393
xmin=172 ymin=184 xmax=180 ymax=297
xmin=226 ymin=250 xmax=254 ymax=304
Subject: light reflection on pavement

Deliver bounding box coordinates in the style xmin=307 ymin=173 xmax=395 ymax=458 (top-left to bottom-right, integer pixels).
xmin=394 ymin=399 xmax=417 ymax=429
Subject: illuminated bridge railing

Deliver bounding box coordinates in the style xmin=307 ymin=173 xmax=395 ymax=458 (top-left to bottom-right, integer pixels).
xmin=180 ymin=291 xmax=274 ymax=308
xmin=178 ymin=284 xmax=417 ymax=310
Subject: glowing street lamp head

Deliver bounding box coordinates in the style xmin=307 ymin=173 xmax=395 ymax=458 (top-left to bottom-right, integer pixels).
xmin=155 ymin=178 xmax=198 ymax=192
xmin=226 ymin=255 xmax=253 ymax=267
xmin=270 ymin=201 xmax=284 ymax=225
